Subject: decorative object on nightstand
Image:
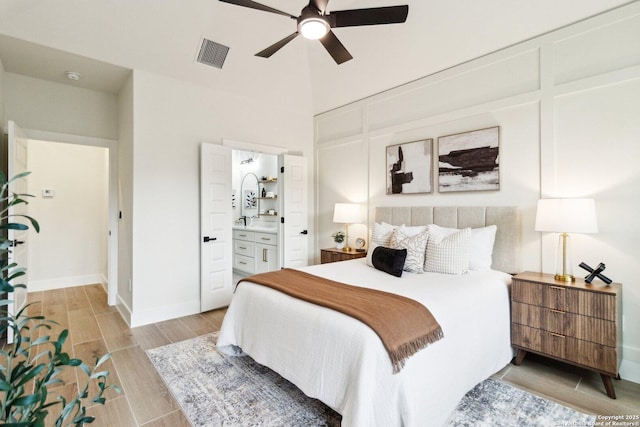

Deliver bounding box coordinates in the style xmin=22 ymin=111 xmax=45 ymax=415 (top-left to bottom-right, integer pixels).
xmin=511 ymin=272 xmax=622 ymax=399
xmin=355 ymin=237 xmax=366 ymax=252
xmin=534 ymin=198 xmax=598 ymax=282
xmin=333 ymin=203 xmax=361 ymax=252
xmin=579 ymin=261 xmax=613 ymax=285
xmin=332 ymin=231 xmax=345 ymax=250
xmin=321 ymin=248 xmax=367 ymax=264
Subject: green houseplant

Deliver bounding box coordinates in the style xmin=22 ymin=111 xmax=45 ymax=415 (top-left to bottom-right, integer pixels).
xmin=0 ymin=171 xmax=120 ymax=426
xmin=332 ymin=231 xmax=345 ymax=249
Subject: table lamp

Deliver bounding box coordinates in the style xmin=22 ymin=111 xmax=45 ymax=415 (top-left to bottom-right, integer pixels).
xmin=333 ymin=203 xmax=361 ymax=252
xmin=535 ymin=198 xmax=598 ymax=282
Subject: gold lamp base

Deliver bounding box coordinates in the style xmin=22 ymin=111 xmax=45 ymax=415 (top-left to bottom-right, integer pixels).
xmin=554 ymin=273 xmax=575 ymax=282
xmin=555 ymin=233 xmax=575 ymax=283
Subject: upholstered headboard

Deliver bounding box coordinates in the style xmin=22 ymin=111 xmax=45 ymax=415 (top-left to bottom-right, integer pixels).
xmin=375 ymin=206 xmax=521 ymax=274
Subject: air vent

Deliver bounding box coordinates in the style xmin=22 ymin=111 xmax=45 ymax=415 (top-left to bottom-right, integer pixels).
xmin=196 ymin=38 xmax=229 ymax=69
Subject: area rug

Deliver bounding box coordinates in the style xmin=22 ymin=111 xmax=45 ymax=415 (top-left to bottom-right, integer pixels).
xmin=147 ymin=333 xmax=596 ymax=427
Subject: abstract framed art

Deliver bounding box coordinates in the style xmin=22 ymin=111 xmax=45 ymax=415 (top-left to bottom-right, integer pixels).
xmin=438 ymin=126 xmax=500 ymax=193
xmin=386 ymin=139 xmax=433 ymax=195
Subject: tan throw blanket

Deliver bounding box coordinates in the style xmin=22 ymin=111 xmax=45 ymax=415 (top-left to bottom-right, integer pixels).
xmin=238 ymin=268 xmax=444 ymax=373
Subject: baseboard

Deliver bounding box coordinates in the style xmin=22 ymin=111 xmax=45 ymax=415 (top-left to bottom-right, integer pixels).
xmin=28 ymin=274 xmax=107 ymax=292
xmin=621 ymin=344 xmax=640 ymax=384
xmin=116 ymin=294 xmax=133 ymax=327
xmin=129 ymin=298 xmax=201 ymax=328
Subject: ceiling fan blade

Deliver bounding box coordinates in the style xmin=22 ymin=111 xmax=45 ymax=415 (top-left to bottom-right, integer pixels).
xmin=329 ymin=5 xmax=408 ymax=28
xmin=319 ymin=30 xmax=353 ymax=64
xmin=256 ymin=32 xmax=299 ymax=58
xmin=309 ymin=0 xmax=329 ymax=14
xmin=218 ymin=0 xmax=296 ymax=19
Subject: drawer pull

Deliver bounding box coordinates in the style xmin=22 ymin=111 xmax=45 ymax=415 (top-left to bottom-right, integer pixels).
xmin=239 ymin=246 xmax=247 ymax=250
xmin=550 ymin=286 xmax=565 ymax=291
xmin=550 ymin=332 xmax=565 ymax=338
xmin=550 ymin=309 xmax=565 ymax=314
xmin=261 ymin=237 xmax=271 ymax=241
xmin=263 ymin=248 xmax=267 ymax=262
xmin=239 ymin=261 xmax=247 ymax=265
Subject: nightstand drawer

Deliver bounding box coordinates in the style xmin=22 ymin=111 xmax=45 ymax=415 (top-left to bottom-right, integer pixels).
xmin=512 ymin=280 xmax=567 ymax=311
xmin=512 ymin=302 xmax=616 ymax=347
xmin=513 ymin=323 xmax=618 ymax=374
xmin=512 ymin=324 xmax=566 ymax=359
xmin=566 ymin=338 xmax=618 ymax=375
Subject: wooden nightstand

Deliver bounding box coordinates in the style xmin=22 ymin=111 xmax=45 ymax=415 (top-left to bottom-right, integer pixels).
xmin=511 ymin=271 xmax=622 ymax=399
xmin=320 ymin=248 xmax=367 ymax=264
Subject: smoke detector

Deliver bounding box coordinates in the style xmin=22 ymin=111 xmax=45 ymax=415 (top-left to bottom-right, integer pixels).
xmin=65 ymin=71 xmax=81 ymax=81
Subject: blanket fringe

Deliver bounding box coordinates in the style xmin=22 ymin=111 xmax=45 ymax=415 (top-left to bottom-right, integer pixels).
xmin=390 ymin=327 xmax=445 ymax=374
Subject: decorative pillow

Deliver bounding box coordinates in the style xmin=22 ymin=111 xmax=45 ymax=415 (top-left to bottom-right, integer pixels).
xmin=424 ymin=226 xmax=471 ymax=275
xmin=396 ymin=225 xmax=428 ymax=236
xmin=428 ymin=224 xmax=497 ymax=271
xmin=370 ymin=222 xmax=402 ymax=246
xmin=389 ymin=228 xmax=428 ymax=273
xmin=469 ymin=225 xmax=497 ymax=270
xmin=367 ymin=222 xmax=402 ymax=267
xmin=371 ymin=246 xmax=407 ymax=277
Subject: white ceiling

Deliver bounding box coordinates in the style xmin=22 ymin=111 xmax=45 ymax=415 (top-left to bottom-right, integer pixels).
xmin=0 ymin=0 xmax=632 ymax=114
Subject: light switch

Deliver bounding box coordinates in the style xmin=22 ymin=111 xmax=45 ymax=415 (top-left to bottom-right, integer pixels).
xmin=42 ymin=189 xmax=55 ymax=198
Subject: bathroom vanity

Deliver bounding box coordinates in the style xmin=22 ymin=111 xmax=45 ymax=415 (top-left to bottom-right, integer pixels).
xmin=232 ymin=226 xmax=278 ymax=275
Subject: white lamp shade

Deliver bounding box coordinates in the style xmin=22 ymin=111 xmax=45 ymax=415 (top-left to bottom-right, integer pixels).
xmin=333 ymin=203 xmax=361 ymax=224
xmin=535 ymin=198 xmax=598 ymax=234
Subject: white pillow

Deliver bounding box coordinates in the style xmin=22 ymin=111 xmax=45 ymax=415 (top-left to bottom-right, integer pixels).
xmin=389 ymin=228 xmax=428 ymax=273
xmin=370 ymin=222 xmax=402 ymax=246
xmin=367 ymin=222 xmax=402 ymax=267
xmin=366 ymin=242 xmax=380 ymax=267
xmin=396 ymin=225 xmax=428 ymax=236
xmin=428 ymin=224 xmax=497 ymax=271
xmin=424 ymin=227 xmax=471 ymax=275
xmin=469 ymin=225 xmax=497 ymax=270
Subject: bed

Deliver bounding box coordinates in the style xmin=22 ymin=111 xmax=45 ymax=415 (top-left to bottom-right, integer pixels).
xmin=217 ymin=206 xmax=521 ymax=426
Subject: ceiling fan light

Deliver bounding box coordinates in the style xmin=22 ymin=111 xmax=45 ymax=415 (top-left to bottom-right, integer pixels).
xmin=299 ymin=18 xmax=329 ymax=40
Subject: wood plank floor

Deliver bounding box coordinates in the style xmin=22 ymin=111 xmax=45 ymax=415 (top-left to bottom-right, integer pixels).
xmin=26 ymin=284 xmax=639 ymax=426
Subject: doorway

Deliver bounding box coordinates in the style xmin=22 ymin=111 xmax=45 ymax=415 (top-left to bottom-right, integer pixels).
xmin=27 ymin=140 xmax=109 ymax=292
xmin=15 ymin=128 xmax=118 ymax=305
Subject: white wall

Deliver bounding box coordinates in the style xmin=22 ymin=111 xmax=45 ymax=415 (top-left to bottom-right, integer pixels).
xmin=27 ymin=140 xmax=108 ymax=290
xmin=3 ymin=73 xmax=118 ymax=140
xmin=315 ymin=3 xmax=640 ymax=382
xmin=128 ymin=70 xmax=314 ymax=326
xmin=117 ymin=73 xmax=134 ymax=316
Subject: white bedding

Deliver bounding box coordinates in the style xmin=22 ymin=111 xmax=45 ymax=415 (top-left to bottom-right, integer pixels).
xmin=217 ymin=259 xmax=513 ymax=427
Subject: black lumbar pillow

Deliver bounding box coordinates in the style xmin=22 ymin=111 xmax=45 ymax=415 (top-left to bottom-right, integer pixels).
xmin=372 ymin=246 xmax=407 ymax=277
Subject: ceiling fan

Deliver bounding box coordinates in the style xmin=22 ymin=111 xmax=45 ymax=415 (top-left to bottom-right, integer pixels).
xmin=219 ymin=0 xmax=409 ymax=64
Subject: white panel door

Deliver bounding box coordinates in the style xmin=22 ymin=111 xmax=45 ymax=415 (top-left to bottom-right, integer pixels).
xmin=6 ymin=121 xmax=29 ymax=344
xmin=200 ymin=143 xmax=233 ymax=311
xmin=279 ymin=155 xmax=308 ymax=268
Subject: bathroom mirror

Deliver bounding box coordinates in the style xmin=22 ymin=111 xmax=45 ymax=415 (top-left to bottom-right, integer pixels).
xmin=240 ymin=172 xmax=259 ymax=219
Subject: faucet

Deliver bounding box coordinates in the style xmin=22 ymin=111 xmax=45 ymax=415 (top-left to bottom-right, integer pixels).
xmin=239 ymin=216 xmax=247 ymax=226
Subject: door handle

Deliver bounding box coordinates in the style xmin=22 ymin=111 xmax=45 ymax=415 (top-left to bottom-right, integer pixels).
xmin=9 ymin=240 xmax=25 ymax=247
xmin=203 ymin=236 xmax=217 ymax=243
xmin=300 ymin=230 xmax=308 ymax=235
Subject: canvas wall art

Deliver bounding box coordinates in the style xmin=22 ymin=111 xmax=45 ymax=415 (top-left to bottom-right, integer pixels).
xmin=438 ymin=126 xmax=500 ymax=193
xmin=386 ymin=139 xmax=433 ymax=195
